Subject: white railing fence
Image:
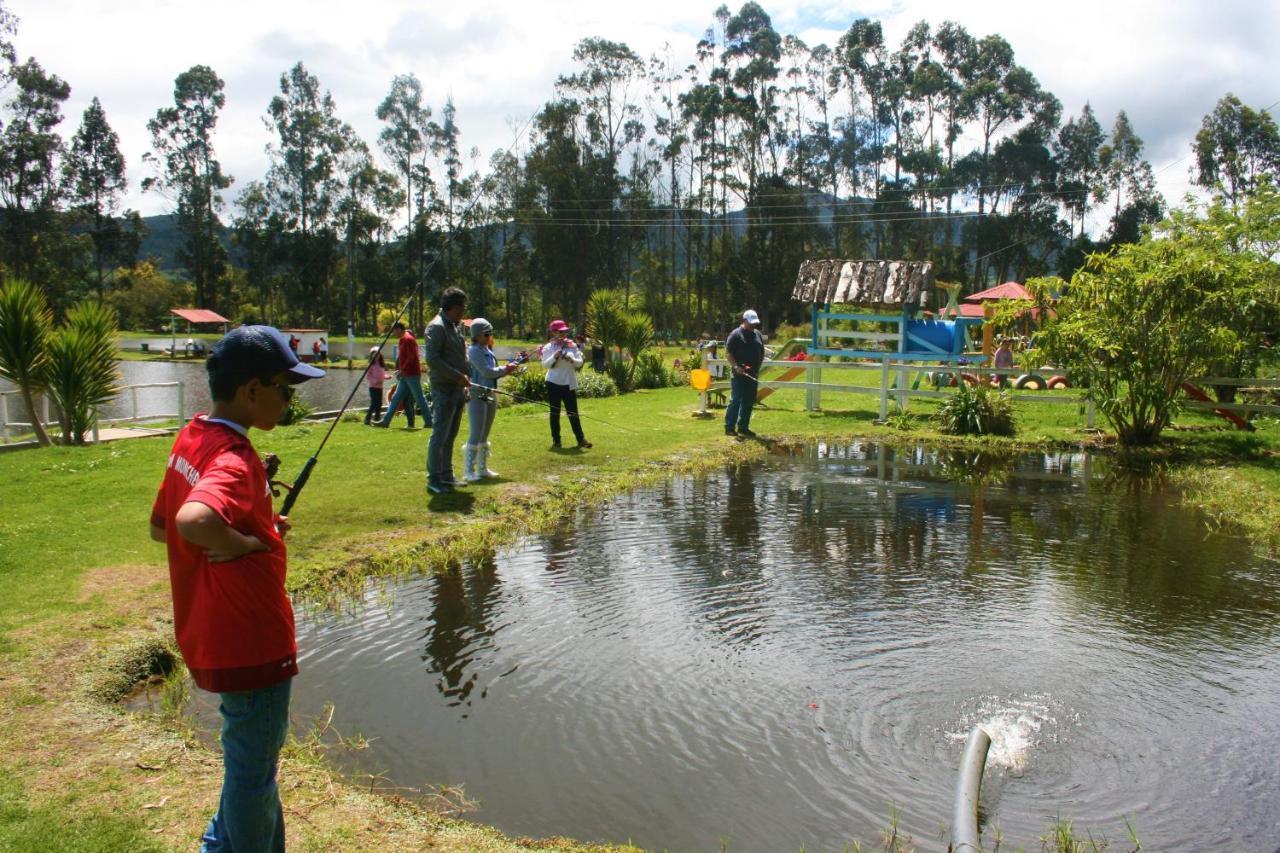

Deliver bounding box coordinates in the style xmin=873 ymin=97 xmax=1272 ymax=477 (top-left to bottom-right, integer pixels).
xmin=1 ymin=382 xmax=184 ymax=445
xmin=701 ymin=356 xmax=1280 ymax=427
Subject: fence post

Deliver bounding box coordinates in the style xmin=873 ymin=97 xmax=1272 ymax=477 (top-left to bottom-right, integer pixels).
xmin=879 ymin=357 xmax=890 ymax=421
xmin=42 ymin=394 xmax=49 ymax=434
xmin=131 ymin=385 xmax=139 ymax=424
xmin=1086 ymin=398 xmax=1095 ymax=429
xmin=92 ymin=408 xmax=100 ymax=443
xmin=1 ymin=393 xmax=8 ymax=444
xmin=177 ymin=382 xmax=185 ymax=425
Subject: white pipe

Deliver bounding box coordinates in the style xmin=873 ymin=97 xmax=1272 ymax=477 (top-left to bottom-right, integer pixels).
xmin=951 ymin=726 xmax=992 ymax=852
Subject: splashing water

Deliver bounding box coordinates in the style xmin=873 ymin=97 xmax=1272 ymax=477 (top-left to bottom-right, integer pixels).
xmin=946 ymin=695 xmax=1067 ymax=775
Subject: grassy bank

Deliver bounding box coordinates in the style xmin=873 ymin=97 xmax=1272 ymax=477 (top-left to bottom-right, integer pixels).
xmin=0 ymin=383 xmax=1276 ymax=850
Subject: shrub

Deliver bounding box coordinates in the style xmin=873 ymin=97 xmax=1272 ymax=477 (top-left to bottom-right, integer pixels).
xmin=0 ymin=278 xmax=53 ymax=445
xmin=499 ymin=364 xmax=618 ymax=407
xmin=44 ymin=301 xmax=120 ymax=444
xmin=935 ymin=383 xmax=1016 ymax=436
xmin=279 ymin=392 xmax=313 ymax=425
xmin=633 ymin=352 xmax=689 ymax=389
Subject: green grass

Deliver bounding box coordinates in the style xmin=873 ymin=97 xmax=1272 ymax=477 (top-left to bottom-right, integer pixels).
xmin=0 ymin=775 xmax=165 ymax=853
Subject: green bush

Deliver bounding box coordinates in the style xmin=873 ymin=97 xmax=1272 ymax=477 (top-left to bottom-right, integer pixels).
xmin=500 ymin=364 xmax=619 ymax=408
xmin=279 ymin=392 xmax=313 ymax=426
xmin=44 ymin=301 xmax=120 ymax=445
xmin=633 ymin=352 xmax=688 ymax=389
xmin=935 ymin=382 xmax=1016 ymax=436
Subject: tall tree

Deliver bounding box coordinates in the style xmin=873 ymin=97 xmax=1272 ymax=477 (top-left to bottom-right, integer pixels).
xmin=1055 ymin=103 xmax=1106 ymax=238
xmin=143 ymin=65 xmax=232 ymax=310
xmin=375 ymin=74 xmax=433 ymax=327
xmin=556 ymin=36 xmax=646 ymax=288
xmin=0 ymin=59 xmax=70 ymax=285
xmin=264 ymin=62 xmax=350 ymax=325
xmin=65 ymin=97 xmax=139 ymax=302
xmin=1193 ymin=94 xmax=1280 ymax=207
xmin=1100 ymin=110 xmax=1162 ymax=244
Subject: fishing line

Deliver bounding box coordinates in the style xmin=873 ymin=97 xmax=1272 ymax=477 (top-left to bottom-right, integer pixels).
xmin=438 ymin=356 xmax=640 ymax=436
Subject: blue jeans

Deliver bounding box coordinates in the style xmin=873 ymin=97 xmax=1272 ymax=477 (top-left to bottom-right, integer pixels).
xmin=725 ymin=373 xmax=757 ymax=432
xmin=428 ymin=385 xmax=466 ymax=486
xmin=378 ymin=375 xmax=432 ymax=428
xmin=201 ymin=678 xmax=292 ymax=852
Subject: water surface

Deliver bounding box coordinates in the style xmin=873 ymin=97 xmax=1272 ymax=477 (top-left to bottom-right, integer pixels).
xmin=288 ymin=444 xmax=1280 ymax=849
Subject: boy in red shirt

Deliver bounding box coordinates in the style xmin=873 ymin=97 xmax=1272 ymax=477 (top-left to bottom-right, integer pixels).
xmin=150 ymin=325 xmax=323 ymax=851
xmin=373 ymin=320 xmax=432 ymax=428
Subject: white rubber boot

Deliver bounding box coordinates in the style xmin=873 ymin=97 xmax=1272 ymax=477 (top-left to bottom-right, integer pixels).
xmin=480 ymin=443 xmax=499 ymax=478
xmin=463 ymin=444 xmax=480 ymax=482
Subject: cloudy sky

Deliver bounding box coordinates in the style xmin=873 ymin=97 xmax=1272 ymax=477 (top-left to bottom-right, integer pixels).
xmin=9 ymin=0 xmax=1279 ymax=220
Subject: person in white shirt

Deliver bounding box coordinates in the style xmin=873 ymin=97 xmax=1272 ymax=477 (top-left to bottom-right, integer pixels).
xmin=541 ymin=319 xmax=591 ymax=449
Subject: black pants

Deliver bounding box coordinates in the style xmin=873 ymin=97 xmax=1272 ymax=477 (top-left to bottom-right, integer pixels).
xmin=546 ymin=381 xmax=586 ymax=445
xmin=365 ymin=387 xmax=384 ymax=424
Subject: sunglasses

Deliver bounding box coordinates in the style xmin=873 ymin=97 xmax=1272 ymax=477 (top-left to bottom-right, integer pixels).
xmin=261 ymin=380 xmax=295 ymax=401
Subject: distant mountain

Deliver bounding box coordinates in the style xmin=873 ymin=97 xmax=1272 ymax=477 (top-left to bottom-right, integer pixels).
xmin=139 ymin=214 xmax=234 ymax=273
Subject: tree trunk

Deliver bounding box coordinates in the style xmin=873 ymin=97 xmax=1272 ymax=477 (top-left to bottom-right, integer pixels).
xmin=20 ymin=384 xmax=52 ymax=446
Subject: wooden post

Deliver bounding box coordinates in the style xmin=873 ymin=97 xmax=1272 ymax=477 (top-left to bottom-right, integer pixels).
xmin=1 ymin=393 xmax=8 ymax=444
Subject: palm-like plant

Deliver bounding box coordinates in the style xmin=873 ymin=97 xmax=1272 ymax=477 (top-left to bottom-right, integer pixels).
xmin=45 ymin=300 xmax=120 ymax=444
xmin=0 ymin=279 xmax=54 ymax=446
xmin=619 ymin=311 xmax=656 ymax=391
xmin=585 ymin=289 xmax=626 ymax=360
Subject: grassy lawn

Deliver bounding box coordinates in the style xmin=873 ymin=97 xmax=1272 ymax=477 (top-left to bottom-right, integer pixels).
xmin=0 ymin=380 xmax=1277 ymax=850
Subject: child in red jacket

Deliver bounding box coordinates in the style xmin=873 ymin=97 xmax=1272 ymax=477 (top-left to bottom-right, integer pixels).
xmin=150 ymin=325 xmax=323 ymax=850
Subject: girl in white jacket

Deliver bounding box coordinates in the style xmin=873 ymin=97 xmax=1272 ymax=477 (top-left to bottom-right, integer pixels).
xmin=542 ymin=319 xmax=591 ymax=449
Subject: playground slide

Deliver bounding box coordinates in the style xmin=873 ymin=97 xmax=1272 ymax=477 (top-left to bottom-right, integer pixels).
xmin=756 ymin=365 xmax=807 ymax=401
xmin=1181 ymin=381 xmax=1254 ymax=431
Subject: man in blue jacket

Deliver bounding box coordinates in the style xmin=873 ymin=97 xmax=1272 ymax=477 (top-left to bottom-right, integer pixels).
xmin=725 ymin=309 xmax=765 ymax=438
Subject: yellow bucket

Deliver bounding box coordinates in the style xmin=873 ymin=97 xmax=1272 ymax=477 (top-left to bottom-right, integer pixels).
xmin=690 ymin=369 xmax=711 ymax=391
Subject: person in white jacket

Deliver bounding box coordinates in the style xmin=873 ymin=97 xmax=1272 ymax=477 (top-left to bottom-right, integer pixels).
xmin=541 ymin=319 xmax=591 ymax=449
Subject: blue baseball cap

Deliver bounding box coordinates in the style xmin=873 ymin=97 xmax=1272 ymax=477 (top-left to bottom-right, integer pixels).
xmin=209 ymin=325 xmax=325 ymax=382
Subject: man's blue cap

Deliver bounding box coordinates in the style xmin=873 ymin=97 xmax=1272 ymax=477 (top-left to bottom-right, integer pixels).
xmin=210 ymin=325 xmax=325 ymax=382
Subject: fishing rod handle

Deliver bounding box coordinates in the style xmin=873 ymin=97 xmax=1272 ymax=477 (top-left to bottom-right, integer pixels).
xmin=279 ymin=455 xmax=318 ymax=517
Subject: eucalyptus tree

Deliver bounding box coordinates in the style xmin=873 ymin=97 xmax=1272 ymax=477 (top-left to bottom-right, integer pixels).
xmin=334 ymin=131 xmax=402 ymax=338
xmin=264 ymin=62 xmax=350 ymax=325
xmin=1054 ymin=103 xmax=1106 ymax=238
xmin=1100 ymin=110 xmax=1162 ymax=243
xmin=647 ymin=44 xmax=689 ymax=325
xmin=376 ymin=73 xmax=434 ymax=327
xmin=65 ymin=97 xmax=140 ymax=302
xmin=0 ymin=59 xmax=70 ymax=287
xmin=836 ymin=18 xmax=889 ymax=202
xmin=722 ymin=2 xmax=782 ymax=195
xmin=231 ymin=180 xmax=281 ymax=321
xmin=429 ymin=96 xmax=463 ymax=289
xmin=143 ymin=65 xmax=232 ymax=310
xmin=522 ymin=99 xmax=596 ymax=322
xmin=556 ymin=36 xmax=647 ymax=289
xmin=1192 ymin=94 xmax=1280 ymax=207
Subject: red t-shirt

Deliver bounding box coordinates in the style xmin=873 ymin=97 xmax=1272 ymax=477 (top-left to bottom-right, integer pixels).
xmin=150 ymin=416 xmax=297 ymax=693
xmin=396 ymin=330 xmax=421 ymax=377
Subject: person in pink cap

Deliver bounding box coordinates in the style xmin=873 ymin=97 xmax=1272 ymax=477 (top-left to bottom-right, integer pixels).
xmin=541 ymin=319 xmax=591 ymax=449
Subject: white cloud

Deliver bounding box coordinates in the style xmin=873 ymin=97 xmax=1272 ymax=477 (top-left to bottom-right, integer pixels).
xmin=8 ymin=0 xmax=1278 ymax=221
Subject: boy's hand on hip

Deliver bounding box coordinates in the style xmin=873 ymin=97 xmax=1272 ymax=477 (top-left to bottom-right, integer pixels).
xmin=206 ymin=531 xmax=267 ymax=563
xmin=275 ymin=516 xmax=292 ymax=538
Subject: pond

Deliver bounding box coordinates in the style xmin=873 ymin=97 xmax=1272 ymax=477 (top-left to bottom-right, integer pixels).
xmin=222 ymin=443 xmax=1280 ymax=850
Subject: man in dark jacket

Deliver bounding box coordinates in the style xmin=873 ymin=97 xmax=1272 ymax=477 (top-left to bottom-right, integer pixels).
xmin=724 ymin=309 xmax=765 ymax=437
xmin=424 ymin=287 xmax=471 ymax=494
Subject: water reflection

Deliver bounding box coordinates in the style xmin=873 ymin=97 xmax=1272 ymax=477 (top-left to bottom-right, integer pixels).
xmin=289 ymin=442 xmax=1280 ymax=852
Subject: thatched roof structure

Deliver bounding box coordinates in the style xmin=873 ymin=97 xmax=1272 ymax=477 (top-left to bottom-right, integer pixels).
xmin=792 ymin=259 xmax=934 ymax=307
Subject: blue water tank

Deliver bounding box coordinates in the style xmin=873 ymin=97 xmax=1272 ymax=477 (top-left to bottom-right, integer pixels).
xmin=905 ymin=318 xmax=960 ymax=354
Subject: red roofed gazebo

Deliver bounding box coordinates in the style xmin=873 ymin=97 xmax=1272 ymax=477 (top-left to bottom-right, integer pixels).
xmin=169 ymin=307 xmax=230 ymax=357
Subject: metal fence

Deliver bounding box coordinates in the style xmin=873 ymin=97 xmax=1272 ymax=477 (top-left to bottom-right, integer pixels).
xmin=1 ymin=382 xmax=184 ymax=445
